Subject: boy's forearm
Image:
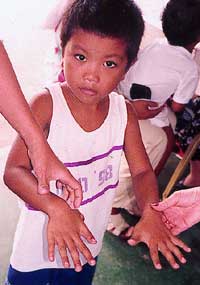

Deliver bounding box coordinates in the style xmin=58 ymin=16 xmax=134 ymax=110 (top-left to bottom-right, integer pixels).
xmin=132 ymin=170 xmax=160 ymax=213
xmin=4 ymin=166 xmax=67 ymax=216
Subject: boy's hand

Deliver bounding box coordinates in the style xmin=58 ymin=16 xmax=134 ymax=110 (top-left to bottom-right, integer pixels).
xmin=47 ymin=200 xmax=97 ymax=271
xmin=28 ymin=141 xmax=82 ymax=208
xmin=125 ymin=207 xmax=191 ymax=270
xmin=131 ymin=100 xmax=164 ymax=119
xmin=152 ymin=188 xmax=200 ymax=235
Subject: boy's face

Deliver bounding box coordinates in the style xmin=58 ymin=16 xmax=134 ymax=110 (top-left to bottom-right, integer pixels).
xmin=62 ymin=29 xmax=128 ymax=105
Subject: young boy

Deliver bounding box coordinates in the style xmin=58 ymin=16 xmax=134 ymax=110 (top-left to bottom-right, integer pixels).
xmin=4 ymin=1 xmax=190 ymax=284
xmin=109 ymin=0 xmax=200 ymax=237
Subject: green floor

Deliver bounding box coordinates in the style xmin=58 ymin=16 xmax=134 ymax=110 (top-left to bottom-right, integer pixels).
xmin=1 ymin=154 xmax=200 ymax=285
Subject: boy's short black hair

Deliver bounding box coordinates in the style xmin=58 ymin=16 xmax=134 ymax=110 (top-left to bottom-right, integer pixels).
xmin=162 ymin=0 xmax=200 ymax=46
xmin=60 ymin=0 xmax=144 ymax=67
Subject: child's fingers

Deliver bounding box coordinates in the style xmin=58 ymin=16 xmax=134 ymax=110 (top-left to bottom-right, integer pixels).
xmin=148 ymin=243 xmax=162 ymax=270
xmin=80 ymin=224 xmax=97 ymax=244
xmin=57 ymin=238 xmax=70 ymax=268
xmin=74 ymin=236 xmax=96 ymax=266
xmin=47 ymin=233 xmax=55 ymax=262
xmin=65 ymin=238 xmax=83 ymax=272
xmin=170 ymin=235 xmax=191 ymax=253
xmin=165 ymin=240 xmax=187 ymax=265
xmin=127 ymin=228 xmax=140 ymax=246
xmin=157 ymin=242 xmax=180 ymax=270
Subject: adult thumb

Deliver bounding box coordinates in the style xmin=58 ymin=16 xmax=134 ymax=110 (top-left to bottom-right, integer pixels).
xmin=37 ymin=174 xmax=50 ymax=194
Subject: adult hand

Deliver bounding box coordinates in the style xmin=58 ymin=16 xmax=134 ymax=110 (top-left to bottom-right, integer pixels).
xmin=152 ymin=187 xmax=200 ymax=235
xmin=131 ymin=100 xmax=164 ymax=119
xmin=28 ymin=141 xmax=82 ymax=208
xmin=47 ymin=200 xmax=97 ymax=271
xmin=125 ymin=207 xmax=191 ymax=270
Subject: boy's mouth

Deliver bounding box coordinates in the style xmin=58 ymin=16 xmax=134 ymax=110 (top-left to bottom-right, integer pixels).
xmin=80 ymin=87 xmax=97 ymax=96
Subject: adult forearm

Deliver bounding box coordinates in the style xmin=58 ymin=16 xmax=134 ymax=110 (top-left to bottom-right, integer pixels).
xmin=0 ymin=41 xmax=45 ymax=148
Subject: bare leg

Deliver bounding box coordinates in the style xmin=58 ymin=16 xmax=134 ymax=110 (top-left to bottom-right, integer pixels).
xmin=183 ymin=160 xmax=200 ymax=187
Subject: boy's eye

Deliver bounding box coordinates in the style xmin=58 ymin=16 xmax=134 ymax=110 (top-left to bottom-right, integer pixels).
xmin=104 ymin=61 xmax=117 ymax=68
xmin=75 ymin=54 xmax=86 ymax=61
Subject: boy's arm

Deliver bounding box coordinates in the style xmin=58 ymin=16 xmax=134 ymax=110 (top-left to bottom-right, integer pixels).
xmin=124 ymin=102 xmax=191 ymax=270
xmin=0 ymin=41 xmax=82 ymax=206
xmin=3 ymin=92 xmax=96 ymax=271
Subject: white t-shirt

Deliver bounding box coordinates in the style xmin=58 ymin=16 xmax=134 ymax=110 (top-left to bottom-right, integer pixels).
xmin=118 ymin=38 xmax=199 ymax=127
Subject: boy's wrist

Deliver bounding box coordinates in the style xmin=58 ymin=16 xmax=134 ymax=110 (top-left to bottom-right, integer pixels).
xmin=45 ymin=195 xmax=71 ymax=218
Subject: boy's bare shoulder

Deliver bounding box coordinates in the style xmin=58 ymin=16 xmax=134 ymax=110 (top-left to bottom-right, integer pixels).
xmin=29 ymin=89 xmax=53 ymax=127
xmin=125 ymin=100 xmax=138 ymax=120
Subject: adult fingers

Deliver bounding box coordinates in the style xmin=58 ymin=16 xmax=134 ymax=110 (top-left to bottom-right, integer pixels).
xmin=55 ymin=167 xmax=83 ymax=208
xmin=37 ymin=173 xmax=50 ymax=194
xmin=151 ymin=193 xmax=179 ymax=211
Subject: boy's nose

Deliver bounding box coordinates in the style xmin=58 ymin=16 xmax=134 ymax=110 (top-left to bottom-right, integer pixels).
xmin=83 ymin=64 xmax=100 ymax=83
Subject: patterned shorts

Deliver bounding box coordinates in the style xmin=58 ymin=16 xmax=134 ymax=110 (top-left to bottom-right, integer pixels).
xmin=175 ymin=96 xmax=200 ymax=161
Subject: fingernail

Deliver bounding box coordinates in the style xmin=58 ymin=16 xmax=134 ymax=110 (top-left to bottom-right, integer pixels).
xmin=155 ymin=263 xmax=162 ymax=270
xmin=181 ymin=257 xmax=186 ymax=263
xmin=186 ymin=247 xmax=191 ymax=252
xmin=91 ymin=238 xmax=97 ymax=243
xmin=89 ymin=259 xmax=96 ymax=266
xmin=64 ymin=261 xmax=70 ymax=268
xmin=174 ymin=263 xmax=180 ymax=270
xmin=75 ymin=265 xmax=82 ymax=272
xmin=49 ymin=256 xmax=54 ymax=262
xmin=151 ymin=203 xmax=159 ymax=206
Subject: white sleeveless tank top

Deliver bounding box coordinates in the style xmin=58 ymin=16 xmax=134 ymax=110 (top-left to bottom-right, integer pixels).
xmin=10 ymin=83 xmax=127 ymax=271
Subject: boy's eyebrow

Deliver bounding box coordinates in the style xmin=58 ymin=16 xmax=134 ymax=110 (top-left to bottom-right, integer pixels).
xmin=72 ymin=44 xmax=123 ymax=60
xmin=71 ymin=44 xmax=125 ymax=61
